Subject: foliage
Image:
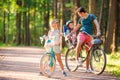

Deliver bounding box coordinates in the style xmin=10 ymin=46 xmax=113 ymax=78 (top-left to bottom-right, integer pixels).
xmin=0 ymin=0 xmax=119 ymax=53
xmin=106 ymin=51 xmax=120 ymax=77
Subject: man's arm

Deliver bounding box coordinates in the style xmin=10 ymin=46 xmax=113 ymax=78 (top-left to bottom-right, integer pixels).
xmin=93 ymin=19 xmax=101 ymax=36
xmin=70 ymin=24 xmax=81 ymax=35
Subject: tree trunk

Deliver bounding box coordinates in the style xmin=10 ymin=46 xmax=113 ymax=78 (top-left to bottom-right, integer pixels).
xmin=6 ymin=1 xmax=10 ymax=44
xmin=60 ymin=0 xmax=65 ymax=49
xmin=23 ymin=0 xmax=30 ymax=46
xmin=99 ymin=0 xmax=105 ymax=28
xmin=73 ymin=0 xmax=80 ymax=26
xmin=43 ymin=1 xmax=50 ymax=34
xmin=115 ymin=0 xmax=120 ymax=51
xmin=16 ymin=0 xmax=22 ymax=45
xmin=104 ymin=0 xmax=118 ymax=53
xmin=33 ymin=9 xmax=37 ymax=45
xmin=26 ymin=10 xmax=30 ymax=46
xmin=104 ymin=0 xmax=109 ymax=37
xmin=16 ymin=12 xmax=21 ymax=45
xmin=23 ymin=11 xmax=30 ymax=46
xmin=89 ymin=0 xmax=97 ymax=15
xmin=54 ymin=0 xmax=58 ymax=18
xmin=3 ymin=11 xmax=6 ymax=43
xmin=23 ymin=12 xmax=27 ymax=45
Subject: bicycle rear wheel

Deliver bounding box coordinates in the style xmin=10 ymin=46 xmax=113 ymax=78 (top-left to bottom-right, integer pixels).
xmin=65 ymin=48 xmax=78 ymax=72
xmin=90 ymin=48 xmax=106 ymax=75
xmin=40 ymin=53 xmax=56 ymax=77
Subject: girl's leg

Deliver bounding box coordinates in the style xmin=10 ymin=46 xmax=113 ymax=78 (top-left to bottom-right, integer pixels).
xmin=56 ymin=53 xmax=64 ymax=70
xmin=56 ymin=53 xmax=67 ymax=76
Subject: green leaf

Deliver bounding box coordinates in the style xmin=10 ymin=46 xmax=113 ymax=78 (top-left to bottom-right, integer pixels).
xmin=65 ymin=2 xmax=74 ymax=7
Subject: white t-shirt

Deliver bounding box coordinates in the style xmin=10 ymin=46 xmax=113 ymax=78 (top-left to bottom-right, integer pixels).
xmin=44 ymin=29 xmax=60 ymax=53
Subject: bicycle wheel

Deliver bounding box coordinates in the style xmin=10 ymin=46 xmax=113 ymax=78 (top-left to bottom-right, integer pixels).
xmin=40 ymin=53 xmax=56 ymax=77
xmin=65 ymin=48 xmax=78 ymax=72
xmin=90 ymin=48 xmax=106 ymax=75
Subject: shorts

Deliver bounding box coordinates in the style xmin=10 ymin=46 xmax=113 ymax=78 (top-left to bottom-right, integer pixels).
xmin=77 ymin=32 xmax=92 ymax=51
xmin=53 ymin=45 xmax=61 ymax=53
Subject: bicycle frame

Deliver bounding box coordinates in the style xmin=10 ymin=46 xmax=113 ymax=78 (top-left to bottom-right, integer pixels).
xmin=47 ymin=47 xmax=56 ymax=67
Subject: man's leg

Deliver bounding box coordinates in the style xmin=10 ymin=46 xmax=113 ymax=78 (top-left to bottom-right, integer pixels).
xmin=76 ymin=41 xmax=82 ymax=61
xmin=76 ymin=33 xmax=85 ymax=65
xmin=85 ymin=35 xmax=92 ymax=72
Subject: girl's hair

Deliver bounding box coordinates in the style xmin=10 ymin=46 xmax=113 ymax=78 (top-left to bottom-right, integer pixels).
xmin=50 ymin=19 xmax=58 ymax=27
xmin=49 ymin=19 xmax=58 ymax=30
xmin=76 ymin=7 xmax=86 ymax=13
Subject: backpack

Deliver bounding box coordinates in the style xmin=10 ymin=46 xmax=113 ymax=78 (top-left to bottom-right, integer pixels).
xmin=89 ymin=14 xmax=97 ymax=34
xmin=63 ymin=25 xmax=70 ymax=35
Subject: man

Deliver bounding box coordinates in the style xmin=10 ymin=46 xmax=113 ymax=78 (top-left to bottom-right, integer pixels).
xmin=69 ymin=7 xmax=101 ymax=72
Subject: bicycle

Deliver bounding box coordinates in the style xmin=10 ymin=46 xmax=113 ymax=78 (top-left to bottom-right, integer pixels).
xmin=65 ymin=35 xmax=106 ymax=75
xmin=39 ymin=36 xmax=56 ymax=77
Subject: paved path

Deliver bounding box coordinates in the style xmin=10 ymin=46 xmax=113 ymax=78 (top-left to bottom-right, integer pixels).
xmin=0 ymin=47 xmax=120 ymax=80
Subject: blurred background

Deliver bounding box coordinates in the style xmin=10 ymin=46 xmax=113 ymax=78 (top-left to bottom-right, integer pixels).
xmin=0 ymin=0 xmax=120 ymax=53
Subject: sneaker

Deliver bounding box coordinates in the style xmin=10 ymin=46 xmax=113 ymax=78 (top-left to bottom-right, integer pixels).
xmin=69 ymin=45 xmax=74 ymax=49
xmin=62 ymin=71 xmax=67 ymax=77
xmin=39 ymin=72 xmax=43 ymax=76
xmin=86 ymin=69 xmax=92 ymax=73
xmin=76 ymin=58 xmax=83 ymax=67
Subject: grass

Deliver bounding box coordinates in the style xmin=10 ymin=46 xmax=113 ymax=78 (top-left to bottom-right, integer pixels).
xmin=0 ymin=42 xmax=16 ymax=47
xmin=106 ymin=51 xmax=120 ymax=77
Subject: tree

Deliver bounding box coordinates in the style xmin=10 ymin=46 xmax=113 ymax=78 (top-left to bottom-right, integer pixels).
xmin=54 ymin=0 xmax=58 ymax=18
xmin=60 ymin=0 xmax=65 ymax=49
xmin=104 ymin=0 xmax=118 ymax=53
xmin=89 ymin=0 xmax=97 ymax=15
xmin=99 ymin=0 xmax=105 ymax=28
xmin=23 ymin=0 xmax=30 ymax=46
xmin=43 ymin=0 xmax=50 ymax=34
xmin=73 ymin=0 xmax=80 ymax=26
xmin=3 ymin=11 xmax=6 ymax=43
xmin=16 ymin=0 xmax=22 ymax=45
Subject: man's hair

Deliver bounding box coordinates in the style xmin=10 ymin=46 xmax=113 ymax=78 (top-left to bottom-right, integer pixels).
xmin=76 ymin=7 xmax=86 ymax=13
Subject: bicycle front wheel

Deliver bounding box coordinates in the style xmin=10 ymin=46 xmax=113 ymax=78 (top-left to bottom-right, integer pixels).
xmin=90 ymin=48 xmax=106 ymax=75
xmin=40 ymin=53 xmax=56 ymax=77
xmin=65 ymin=48 xmax=78 ymax=72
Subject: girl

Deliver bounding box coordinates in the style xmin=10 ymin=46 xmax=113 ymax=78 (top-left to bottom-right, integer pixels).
xmin=45 ymin=19 xmax=67 ymax=76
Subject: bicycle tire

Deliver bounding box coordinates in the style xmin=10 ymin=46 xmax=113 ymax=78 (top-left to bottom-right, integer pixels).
xmin=90 ymin=48 xmax=106 ymax=75
xmin=65 ymin=48 xmax=78 ymax=72
xmin=40 ymin=53 xmax=56 ymax=77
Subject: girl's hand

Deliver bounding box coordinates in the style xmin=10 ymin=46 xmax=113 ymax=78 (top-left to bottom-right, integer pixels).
xmin=47 ymin=42 xmax=54 ymax=47
xmin=59 ymin=33 xmax=64 ymax=36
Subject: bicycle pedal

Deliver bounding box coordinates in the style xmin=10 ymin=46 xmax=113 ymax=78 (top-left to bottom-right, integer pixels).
xmin=77 ymin=64 xmax=83 ymax=67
